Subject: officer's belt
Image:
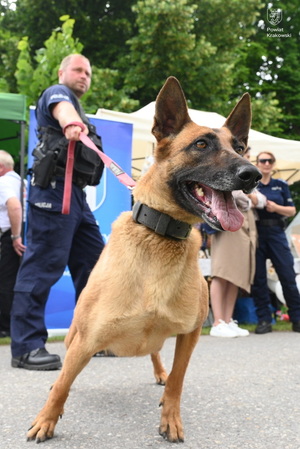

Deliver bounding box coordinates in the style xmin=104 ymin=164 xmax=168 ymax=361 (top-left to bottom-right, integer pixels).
xmin=257 ymin=218 xmax=284 ymax=227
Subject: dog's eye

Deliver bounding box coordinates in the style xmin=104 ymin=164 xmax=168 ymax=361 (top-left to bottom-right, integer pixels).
xmin=236 ymin=146 xmax=244 ymax=155
xmin=196 ymin=140 xmax=206 ymax=149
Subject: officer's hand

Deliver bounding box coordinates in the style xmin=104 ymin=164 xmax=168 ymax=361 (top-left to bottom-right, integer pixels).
xmin=12 ymin=237 xmax=26 ymax=257
xmin=64 ymin=123 xmax=88 ymax=141
xmin=266 ymin=200 xmax=277 ymax=213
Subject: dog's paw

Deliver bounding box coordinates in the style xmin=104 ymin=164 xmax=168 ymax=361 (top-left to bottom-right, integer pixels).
xmin=159 ymin=424 xmax=184 ymax=443
xmin=159 ymin=404 xmax=184 ymax=443
xmin=27 ymin=413 xmax=59 ymax=443
xmin=154 ymin=370 xmax=168 ymax=385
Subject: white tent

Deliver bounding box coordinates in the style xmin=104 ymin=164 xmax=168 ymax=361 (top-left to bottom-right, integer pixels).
xmin=96 ymin=102 xmax=300 ymax=183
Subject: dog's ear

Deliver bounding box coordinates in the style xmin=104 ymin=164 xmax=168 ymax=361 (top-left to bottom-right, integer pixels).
xmin=152 ymin=76 xmax=191 ymax=141
xmin=223 ymin=93 xmax=252 ymax=147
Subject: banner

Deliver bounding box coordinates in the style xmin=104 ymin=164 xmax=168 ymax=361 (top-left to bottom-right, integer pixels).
xmin=28 ymin=109 xmax=133 ymax=332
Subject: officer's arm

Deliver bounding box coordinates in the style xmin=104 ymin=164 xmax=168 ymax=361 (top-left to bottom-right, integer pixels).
xmin=266 ymin=201 xmax=296 ymax=217
xmin=52 ymin=101 xmax=88 ymax=140
xmin=7 ymin=196 xmax=26 ymax=256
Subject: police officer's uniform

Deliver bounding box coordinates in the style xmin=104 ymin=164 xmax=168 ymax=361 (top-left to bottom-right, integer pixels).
xmin=10 ymin=85 xmax=105 ymax=358
xmin=252 ymin=178 xmax=300 ymax=324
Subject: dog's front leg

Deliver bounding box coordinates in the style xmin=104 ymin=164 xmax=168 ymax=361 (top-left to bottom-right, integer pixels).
xmin=158 ymin=327 xmax=201 ymax=443
xmin=27 ymin=334 xmax=93 ymax=443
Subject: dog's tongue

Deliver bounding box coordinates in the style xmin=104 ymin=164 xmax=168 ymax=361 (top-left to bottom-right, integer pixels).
xmin=211 ymin=190 xmax=244 ymax=231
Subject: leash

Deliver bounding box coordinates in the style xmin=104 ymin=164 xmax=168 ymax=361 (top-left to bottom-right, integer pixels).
xmin=62 ymin=121 xmax=136 ymax=214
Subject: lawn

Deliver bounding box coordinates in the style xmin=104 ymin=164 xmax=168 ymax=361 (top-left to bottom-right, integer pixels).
xmin=0 ymin=320 xmax=293 ymax=346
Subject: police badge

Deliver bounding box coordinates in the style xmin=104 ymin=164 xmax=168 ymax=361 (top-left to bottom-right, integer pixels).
xmin=267 ymin=7 xmax=283 ymax=26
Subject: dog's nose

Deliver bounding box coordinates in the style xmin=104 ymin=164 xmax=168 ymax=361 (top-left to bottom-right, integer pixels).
xmin=237 ymin=165 xmax=262 ymax=191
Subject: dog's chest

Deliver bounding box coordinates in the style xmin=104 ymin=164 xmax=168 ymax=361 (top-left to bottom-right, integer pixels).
xmin=108 ymin=299 xmax=201 ymax=357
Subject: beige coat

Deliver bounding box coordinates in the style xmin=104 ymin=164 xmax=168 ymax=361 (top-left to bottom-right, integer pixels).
xmin=210 ymin=207 xmax=257 ymax=293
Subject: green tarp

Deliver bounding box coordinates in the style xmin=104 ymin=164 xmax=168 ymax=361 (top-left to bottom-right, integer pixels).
xmin=0 ymin=92 xmax=27 ymax=163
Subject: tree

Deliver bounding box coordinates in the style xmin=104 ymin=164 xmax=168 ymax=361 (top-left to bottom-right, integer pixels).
xmin=2 ymin=0 xmax=135 ymax=68
xmin=235 ymin=0 xmax=300 ymax=139
xmin=191 ymin=0 xmax=265 ymax=113
xmin=122 ymin=0 xmax=268 ymax=115
xmin=122 ymin=0 xmax=216 ymax=107
xmin=15 ymin=16 xmax=138 ymax=112
xmin=1 ymin=0 xmax=299 ymax=138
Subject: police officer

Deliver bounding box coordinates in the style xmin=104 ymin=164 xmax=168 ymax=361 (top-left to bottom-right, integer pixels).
xmin=10 ymin=54 xmax=105 ymax=370
xmin=251 ymin=151 xmax=300 ymax=334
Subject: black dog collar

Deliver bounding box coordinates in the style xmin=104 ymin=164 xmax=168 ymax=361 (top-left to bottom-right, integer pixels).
xmin=132 ymin=201 xmax=191 ymax=240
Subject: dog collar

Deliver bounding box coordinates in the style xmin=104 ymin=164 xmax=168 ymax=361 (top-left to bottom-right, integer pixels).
xmin=132 ymin=201 xmax=191 ymax=240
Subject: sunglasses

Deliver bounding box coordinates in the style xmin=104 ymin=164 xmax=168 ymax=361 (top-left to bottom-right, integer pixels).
xmin=258 ymin=158 xmax=274 ymax=164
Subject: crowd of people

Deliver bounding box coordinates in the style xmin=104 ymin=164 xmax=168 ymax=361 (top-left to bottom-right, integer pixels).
xmin=1 ymin=53 xmax=300 ymax=374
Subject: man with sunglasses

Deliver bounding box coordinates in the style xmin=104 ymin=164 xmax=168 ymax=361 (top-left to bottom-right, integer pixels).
xmin=251 ymin=151 xmax=300 ymax=334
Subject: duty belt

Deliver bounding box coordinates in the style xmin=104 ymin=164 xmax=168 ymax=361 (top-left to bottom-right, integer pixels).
xmin=257 ymin=218 xmax=285 ymax=227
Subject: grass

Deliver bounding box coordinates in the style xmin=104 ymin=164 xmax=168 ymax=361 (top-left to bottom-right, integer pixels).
xmin=0 ymin=320 xmax=293 ymax=346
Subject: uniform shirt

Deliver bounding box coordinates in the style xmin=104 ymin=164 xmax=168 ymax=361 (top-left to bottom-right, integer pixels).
xmin=36 ymin=84 xmax=80 ymax=130
xmin=256 ymin=178 xmax=294 ymax=220
xmin=0 ymin=171 xmax=21 ymax=231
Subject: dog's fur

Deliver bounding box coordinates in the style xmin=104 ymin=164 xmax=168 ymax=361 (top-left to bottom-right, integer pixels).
xmin=27 ymin=77 xmax=261 ymax=443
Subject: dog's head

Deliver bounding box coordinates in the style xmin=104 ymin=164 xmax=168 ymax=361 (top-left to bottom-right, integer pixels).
xmin=150 ymin=76 xmax=262 ymax=232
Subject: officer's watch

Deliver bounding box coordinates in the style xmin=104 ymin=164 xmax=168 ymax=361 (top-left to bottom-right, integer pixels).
xmin=11 ymin=234 xmax=21 ymax=240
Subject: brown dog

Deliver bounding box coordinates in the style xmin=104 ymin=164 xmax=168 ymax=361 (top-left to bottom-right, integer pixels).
xmin=27 ymin=77 xmax=261 ymax=443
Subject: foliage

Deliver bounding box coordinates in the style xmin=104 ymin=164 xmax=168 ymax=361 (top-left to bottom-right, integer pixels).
xmin=0 ymin=25 xmax=20 ymax=92
xmin=238 ymin=0 xmax=300 ymax=139
xmin=14 ymin=16 xmax=137 ymax=113
xmin=250 ymin=92 xmax=283 ymax=133
xmin=290 ymin=181 xmax=300 ymax=214
xmin=1 ymin=0 xmax=135 ymax=67
xmin=15 ymin=17 xmax=83 ymax=107
xmin=122 ymin=0 xmax=215 ymax=107
xmin=0 ymin=0 xmax=299 ymax=137
xmin=82 ymin=67 xmax=139 ymax=113
xmin=191 ymin=0 xmax=264 ymax=113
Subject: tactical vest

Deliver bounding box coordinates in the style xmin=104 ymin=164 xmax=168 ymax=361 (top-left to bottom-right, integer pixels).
xmin=31 ymin=96 xmax=104 ymax=189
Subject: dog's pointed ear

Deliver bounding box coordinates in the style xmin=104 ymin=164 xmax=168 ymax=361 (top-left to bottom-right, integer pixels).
xmin=223 ymin=93 xmax=252 ymax=147
xmin=152 ymin=76 xmax=191 ymax=142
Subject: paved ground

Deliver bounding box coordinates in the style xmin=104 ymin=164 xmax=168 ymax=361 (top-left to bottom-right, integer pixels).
xmin=1 ymin=332 xmax=300 ymax=449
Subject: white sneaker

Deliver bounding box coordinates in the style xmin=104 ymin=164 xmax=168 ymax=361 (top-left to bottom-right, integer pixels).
xmin=228 ymin=319 xmax=249 ymax=337
xmin=210 ymin=320 xmax=237 ymax=338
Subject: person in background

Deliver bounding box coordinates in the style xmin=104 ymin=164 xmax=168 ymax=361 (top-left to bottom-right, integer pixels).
xmin=209 ymin=189 xmax=257 ymax=337
xmin=10 ymin=54 xmax=106 ymax=370
xmin=0 ymin=150 xmax=26 ymax=338
xmin=251 ymin=151 xmax=300 ymax=334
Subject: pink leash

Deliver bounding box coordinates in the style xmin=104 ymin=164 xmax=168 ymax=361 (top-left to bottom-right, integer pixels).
xmin=62 ymin=121 xmax=136 ymax=214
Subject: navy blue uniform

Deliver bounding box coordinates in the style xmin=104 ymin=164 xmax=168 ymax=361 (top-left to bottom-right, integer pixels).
xmin=10 ymin=85 xmax=105 ymax=357
xmin=252 ymin=178 xmax=300 ymax=324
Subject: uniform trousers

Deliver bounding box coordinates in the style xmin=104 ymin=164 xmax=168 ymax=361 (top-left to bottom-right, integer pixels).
xmin=10 ymin=181 xmax=105 ymax=357
xmin=252 ymin=225 xmax=300 ymax=324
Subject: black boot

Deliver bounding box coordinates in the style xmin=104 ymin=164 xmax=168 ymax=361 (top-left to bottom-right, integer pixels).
xmin=255 ymin=321 xmax=272 ymax=334
xmin=11 ymin=348 xmax=62 ymax=370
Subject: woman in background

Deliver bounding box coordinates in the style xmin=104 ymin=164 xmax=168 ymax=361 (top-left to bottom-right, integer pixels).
xmin=209 ymin=190 xmax=257 ymax=337
xmin=251 ymin=151 xmax=300 ymax=334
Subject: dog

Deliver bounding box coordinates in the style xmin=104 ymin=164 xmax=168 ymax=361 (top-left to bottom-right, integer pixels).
xmin=27 ymin=76 xmax=261 ymax=443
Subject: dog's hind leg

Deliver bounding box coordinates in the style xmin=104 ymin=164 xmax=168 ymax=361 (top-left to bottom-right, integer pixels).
xmin=158 ymin=327 xmax=201 ymax=443
xmin=27 ymin=332 xmax=94 ymax=443
xmin=151 ymin=352 xmax=168 ymax=385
